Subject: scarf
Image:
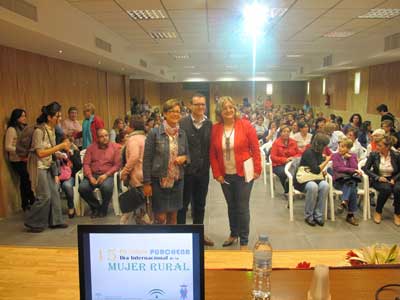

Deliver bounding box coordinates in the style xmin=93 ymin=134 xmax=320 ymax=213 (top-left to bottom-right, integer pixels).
xmin=82 ymin=114 xmax=94 ymax=149
xmin=160 ymin=121 xmax=180 ymax=188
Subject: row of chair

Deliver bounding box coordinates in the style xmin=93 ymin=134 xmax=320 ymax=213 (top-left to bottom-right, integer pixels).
xmin=260 ymin=142 xmax=371 ymax=222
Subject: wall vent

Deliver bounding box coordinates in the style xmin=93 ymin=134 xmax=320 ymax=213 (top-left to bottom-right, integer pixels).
xmin=139 ymin=59 xmax=147 ymax=68
xmin=95 ymin=37 xmax=112 ymax=53
xmin=0 ymin=0 xmax=38 ymax=21
xmin=384 ymin=32 xmax=400 ymax=51
xmin=322 ymin=54 xmax=333 ymax=67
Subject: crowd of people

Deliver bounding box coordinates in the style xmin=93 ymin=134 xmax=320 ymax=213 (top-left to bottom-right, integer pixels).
xmin=4 ymin=94 xmax=400 ymax=248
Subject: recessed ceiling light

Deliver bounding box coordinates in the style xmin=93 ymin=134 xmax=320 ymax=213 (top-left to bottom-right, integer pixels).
xmin=58 ymin=50 xmax=63 ymax=54
xmin=225 ymin=65 xmax=237 ymax=69
xmin=287 ymin=54 xmax=302 ymax=58
xmin=184 ymin=66 xmax=195 ymax=69
xmin=191 ymin=72 xmax=201 ymax=75
xmin=323 ymin=31 xmax=354 ymax=38
xmin=358 ymin=8 xmax=400 ymax=19
xmin=127 ymin=10 xmax=166 ymax=20
xmin=184 ymin=78 xmax=207 ymax=82
xmin=224 ymin=71 xmax=234 ymax=75
xmin=172 ymin=54 xmax=190 ymax=60
xmin=150 ymin=32 xmax=177 ymax=39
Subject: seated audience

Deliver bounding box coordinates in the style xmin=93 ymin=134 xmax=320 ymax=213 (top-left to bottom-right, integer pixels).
xmin=346 ymin=128 xmax=366 ymax=161
xmin=313 ymin=117 xmax=326 ymax=135
xmin=264 ymin=120 xmax=279 ymax=143
xmin=324 ymin=122 xmax=345 ymax=152
xmin=332 ymin=139 xmax=362 ymax=226
xmin=358 ymin=121 xmax=372 ymax=148
xmin=57 ymin=142 xmax=82 ymax=218
xmin=253 ymin=115 xmax=268 ymax=140
xmin=343 ymin=113 xmax=362 ymax=133
xmin=79 ymin=129 xmax=121 ymax=218
xmin=143 ymin=99 xmax=190 ymax=225
xmin=362 ymin=135 xmax=400 ymax=226
xmin=5 ymin=109 xmax=35 ymax=211
xmin=25 ymin=102 xmax=71 ymax=232
xmin=292 ymin=121 xmax=312 ymax=153
xmin=336 ymin=116 xmax=344 ymax=131
xmin=367 ymin=129 xmax=385 ymax=155
xmin=381 ymin=120 xmax=400 ymax=150
xmin=109 ymin=118 xmax=124 ymax=143
xmin=294 ymin=133 xmax=331 ymax=227
xmin=290 ymin=121 xmax=299 ymax=138
xmin=270 ymin=125 xmax=301 ymax=195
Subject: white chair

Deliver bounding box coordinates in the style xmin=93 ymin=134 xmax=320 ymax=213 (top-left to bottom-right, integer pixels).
xmin=326 ymin=160 xmax=370 ymax=221
xmin=284 ymin=161 xmax=334 ymax=222
xmin=73 ymin=170 xmax=122 ymax=216
xmin=260 ymin=142 xmax=275 ymax=198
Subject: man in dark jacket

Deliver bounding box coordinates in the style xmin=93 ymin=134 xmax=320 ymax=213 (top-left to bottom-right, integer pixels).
xmin=178 ymin=93 xmax=214 ymax=246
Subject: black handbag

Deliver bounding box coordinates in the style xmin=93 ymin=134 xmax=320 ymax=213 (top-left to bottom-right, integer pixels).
xmin=336 ymin=172 xmax=362 ymax=184
xmin=118 ymin=187 xmax=145 ymax=213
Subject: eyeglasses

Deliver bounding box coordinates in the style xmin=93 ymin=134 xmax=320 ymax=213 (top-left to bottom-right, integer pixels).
xmin=192 ymin=103 xmax=206 ymax=107
xmin=168 ymin=110 xmax=181 ymax=114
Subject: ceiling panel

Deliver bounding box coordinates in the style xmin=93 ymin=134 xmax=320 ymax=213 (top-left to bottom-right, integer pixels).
xmin=376 ymin=0 xmax=400 ymax=8
xmin=162 ymin=0 xmax=206 ymax=9
xmin=69 ymin=0 xmax=121 ymax=13
xmin=293 ymin=0 xmax=341 ymax=9
xmin=167 ymin=9 xmax=206 ymax=20
xmin=322 ymin=8 xmax=372 ymax=20
xmin=334 ymin=18 xmax=384 ymax=32
xmin=335 ymin=0 xmax=386 ymax=9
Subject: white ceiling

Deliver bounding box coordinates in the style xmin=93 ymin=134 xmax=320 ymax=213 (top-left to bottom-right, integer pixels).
xmin=1 ymin=0 xmax=400 ymax=81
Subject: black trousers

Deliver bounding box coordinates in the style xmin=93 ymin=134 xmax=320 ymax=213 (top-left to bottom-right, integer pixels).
xmin=10 ymin=161 xmax=35 ymax=210
xmin=273 ymin=165 xmax=289 ymax=193
xmin=372 ymin=180 xmax=400 ymax=215
xmin=177 ymin=173 xmax=210 ymax=225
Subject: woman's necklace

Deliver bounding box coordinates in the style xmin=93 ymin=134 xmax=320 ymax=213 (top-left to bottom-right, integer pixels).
xmin=224 ymin=125 xmax=234 ymax=161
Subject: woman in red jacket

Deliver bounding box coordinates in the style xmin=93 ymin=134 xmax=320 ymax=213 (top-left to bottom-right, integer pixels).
xmin=270 ymin=125 xmax=301 ymax=195
xmin=210 ymin=96 xmax=261 ymax=250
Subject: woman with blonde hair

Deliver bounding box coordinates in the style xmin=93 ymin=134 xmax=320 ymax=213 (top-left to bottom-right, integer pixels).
xmin=210 ymin=96 xmax=261 ymax=249
xmin=109 ymin=118 xmax=125 ymax=143
xmin=143 ymin=99 xmax=190 ymax=225
xmin=81 ymin=103 xmax=104 ymax=149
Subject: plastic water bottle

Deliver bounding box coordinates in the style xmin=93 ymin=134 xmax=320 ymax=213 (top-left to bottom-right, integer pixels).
xmin=252 ymin=235 xmax=272 ymax=300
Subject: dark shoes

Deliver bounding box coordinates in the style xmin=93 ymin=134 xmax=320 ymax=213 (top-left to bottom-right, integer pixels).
xmin=49 ymin=223 xmax=68 ymax=229
xmin=24 ymin=223 xmax=44 ymax=233
xmin=91 ymin=210 xmax=107 ymax=218
xmin=222 ymin=236 xmax=238 ymax=247
xmin=346 ymin=215 xmax=359 ymax=226
xmin=305 ymin=218 xmax=324 ymax=227
xmin=305 ymin=218 xmax=316 ymax=226
xmin=204 ymin=235 xmax=215 ymax=247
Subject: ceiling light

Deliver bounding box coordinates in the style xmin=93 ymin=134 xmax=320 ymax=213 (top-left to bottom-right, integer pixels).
xmin=172 ymin=54 xmax=190 ymax=60
xmin=323 ymin=31 xmax=354 ymax=38
xmin=249 ymin=76 xmax=271 ymax=81
xmin=224 ymin=71 xmax=234 ymax=75
xmin=243 ymin=2 xmax=269 ymax=37
xmin=184 ymin=66 xmax=195 ymax=69
xmin=225 ymin=65 xmax=237 ymax=69
xmin=97 ymin=61 xmax=101 ymax=65
xmin=191 ymin=72 xmax=201 ymax=75
xmin=217 ymin=77 xmax=238 ymax=81
xmin=58 ymin=50 xmax=63 ymax=54
xmin=184 ymin=78 xmax=207 ymax=82
xmin=287 ymin=54 xmax=302 ymax=58
xmin=127 ymin=10 xmax=166 ymax=20
xmin=358 ymin=8 xmax=400 ymax=19
xmin=150 ymin=32 xmax=177 ymax=39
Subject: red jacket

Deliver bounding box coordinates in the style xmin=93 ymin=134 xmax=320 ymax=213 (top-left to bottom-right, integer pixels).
xmin=270 ymin=137 xmax=301 ymax=167
xmin=210 ymin=118 xmax=261 ymax=178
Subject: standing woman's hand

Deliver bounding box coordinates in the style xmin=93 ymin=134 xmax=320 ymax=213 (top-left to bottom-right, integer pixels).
xmin=143 ymin=184 xmax=152 ymax=196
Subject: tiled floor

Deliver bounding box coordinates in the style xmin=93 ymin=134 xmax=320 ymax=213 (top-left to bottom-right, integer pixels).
xmin=0 ymin=175 xmax=398 ymax=250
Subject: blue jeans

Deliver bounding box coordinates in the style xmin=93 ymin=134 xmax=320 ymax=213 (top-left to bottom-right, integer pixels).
xmin=220 ymin=174 xmax=254 ymax=246
xmin=78 ymin=175 xmax=114 ymax=215
xmin=61 ymin=177 xmax=75 ymax=209
xmin=304 ymin=180 xmax=329 ymax=222
xmin=333 ymin=181 xmax=358 ymax=213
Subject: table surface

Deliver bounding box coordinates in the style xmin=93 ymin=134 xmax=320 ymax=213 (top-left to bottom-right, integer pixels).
xmin=0 ymin=246 xmax=399 ymax=300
